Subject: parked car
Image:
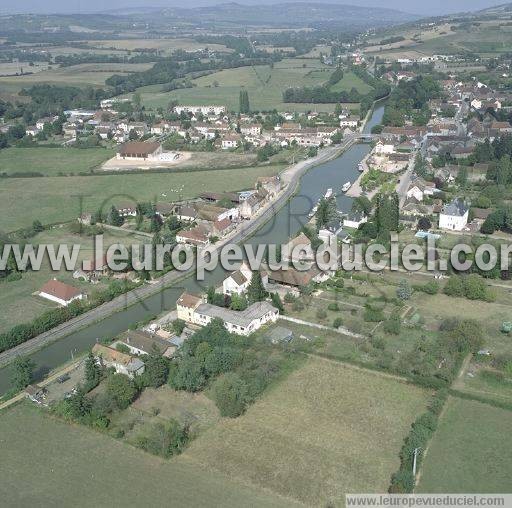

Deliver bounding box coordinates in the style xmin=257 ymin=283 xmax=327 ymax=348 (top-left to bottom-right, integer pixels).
xmin=57 ymin=374 xmax=70 ymax=384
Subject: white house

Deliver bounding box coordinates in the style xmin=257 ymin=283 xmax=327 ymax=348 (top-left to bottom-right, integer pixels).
xmin=240 ymin=123 xmax=262 ymax=136
xmin=438 ymin=199 xmax=469 ymax=231
xmin=221 ymin=133 xmax=241 ymax=149
xmin=113 ymin=330 xmax=175 ymax=358
xmin=406 ymin=185 xmax=425 ymax=202
xmin=343 ymin=212 xmax=368 ymax=229
xmin=374 ymin=141 xmax=395 ymax=155
xmin=38 ymin=279 xmax=84 ymax=306
xmin=25 ymin=126 xmax=40 ymax=136
xmin=222 ymin=263 xmax=268 ymax=296
xmin=339 ymin=116 xmax=359 ymax=129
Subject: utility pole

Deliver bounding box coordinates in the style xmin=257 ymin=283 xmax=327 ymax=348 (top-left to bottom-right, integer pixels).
xmin=413 ymin=447 xmax=421 ymax=476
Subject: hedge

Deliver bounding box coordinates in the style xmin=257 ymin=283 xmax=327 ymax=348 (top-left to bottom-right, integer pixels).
xmin=388 ymin=390 xmax=448 ymax=493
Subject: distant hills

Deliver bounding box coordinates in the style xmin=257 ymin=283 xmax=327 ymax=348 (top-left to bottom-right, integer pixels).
xmin=476 ymin=2 xmax=512 ymax=14
xmin=131 ymin=2 xmax=421 ymax=30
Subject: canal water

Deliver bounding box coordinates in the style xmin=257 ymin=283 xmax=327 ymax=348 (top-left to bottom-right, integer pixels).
xmin=0 ymin=102 xmax=385 ymax=394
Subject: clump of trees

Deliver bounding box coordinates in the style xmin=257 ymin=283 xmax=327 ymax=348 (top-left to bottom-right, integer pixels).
xmin=134 ymin=419 xmax=189 ymax=458
xmin=11 ymin=355 xmax=35 ymax=390
xmin=168 ymin=319 xmax=293 ymax=417
xmin=443 ymin=274 xmax=495 ymax=302
xmin=239 ymin=89 xmax=250 ymax=113
xmin=211 ymin=372 xmax=249 ymax=418
xmin=382 ymin=76 xmax=441 ymax=127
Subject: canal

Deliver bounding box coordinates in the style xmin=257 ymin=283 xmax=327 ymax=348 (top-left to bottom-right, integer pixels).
xmin=0 ymin=102 xmax=385 ymax=394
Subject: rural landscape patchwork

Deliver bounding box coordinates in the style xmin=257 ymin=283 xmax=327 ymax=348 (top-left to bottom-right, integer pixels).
xmin=1 ymin=0 xmax=512 ymax=506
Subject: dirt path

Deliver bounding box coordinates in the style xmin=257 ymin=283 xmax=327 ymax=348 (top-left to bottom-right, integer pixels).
xmin=300 ymin=351 xmax=410 ymax=383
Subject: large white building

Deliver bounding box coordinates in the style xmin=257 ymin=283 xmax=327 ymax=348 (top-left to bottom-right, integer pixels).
xmin=176 ymin=292 xmax=278 ymax=336
xmin=439 ymin=199 xmax=469 ymax=231
xmin=173 ymin=105 xmax=226 ymax=116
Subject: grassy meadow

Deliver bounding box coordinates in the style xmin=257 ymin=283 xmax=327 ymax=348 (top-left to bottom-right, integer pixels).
xmin=417 ymin=397 xmax=512 ymax=493
xmin=0 ymin=147 xmax=115 ymax=176
xmin=0 ymin=403 xmax=294 ymax=507
xmin=330 ymin=71 xmax=374 ymax=94
xmin=0 ymin=62 xmax=154 ymax=93
xmin=129 ymin=58 xmax=339 ymax=112
xmin=0 ymin=164 xmax=284 ymax=232
xmin=85 ymin=38 xmax=231 ymax=54
xmin=182 ymin=357 xmax=429 ymax=505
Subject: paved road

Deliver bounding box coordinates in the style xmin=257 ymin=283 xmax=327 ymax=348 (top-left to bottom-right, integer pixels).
xmin=396 ymin=155 xmax=415 ymax=208
xmin=0 ymin=137 xmax=359 ymax=369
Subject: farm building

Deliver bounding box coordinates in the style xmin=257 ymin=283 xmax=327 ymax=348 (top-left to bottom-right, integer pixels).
xmin=38 ymin=279 xmax=85 ymax=307
xmin=116 ymin=141 xmax=162 ymax=161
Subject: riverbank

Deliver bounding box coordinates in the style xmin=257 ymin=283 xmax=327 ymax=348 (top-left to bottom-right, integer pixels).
xmin=346 ymin=152 xmax=371 ymax=198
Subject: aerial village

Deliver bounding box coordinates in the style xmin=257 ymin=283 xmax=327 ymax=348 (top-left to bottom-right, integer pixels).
xmin=16 ymin=65 xmax=512 ymax=411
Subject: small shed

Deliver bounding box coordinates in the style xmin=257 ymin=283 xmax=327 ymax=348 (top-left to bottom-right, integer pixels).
xmin=25 ymin=384 xmax=47 ymax=404
xmin=266 ymin=326 xmax=294 ymax=344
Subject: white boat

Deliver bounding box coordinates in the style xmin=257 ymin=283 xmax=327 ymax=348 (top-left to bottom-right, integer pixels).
xmin=308 ymin=205 xmax=318 ymax=218
xmin=358 ymin=163 xmax=365 ymax=172
xmin=324 ymin=188 xmax=333 ymax=199
xmin=342 ymin=182 xmax=351 ymax=192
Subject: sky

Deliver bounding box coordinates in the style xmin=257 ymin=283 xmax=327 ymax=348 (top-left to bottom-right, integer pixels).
xmin=0 ymin=0 xmax=506 ymax=16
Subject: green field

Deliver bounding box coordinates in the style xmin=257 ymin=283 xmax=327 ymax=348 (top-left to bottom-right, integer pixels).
xmin=0 ymin=147 xmax=115 ymax=176
xmin=0 ymin=164 xmax=284 ymax=232
xmin=365 ymin=20 xmax=512 ymax=60
xmin=330 ymin=71 xmax=374 ymax=94
xmin=417 ymin=397 xmax=512 ymax=493
xmin=130 ymin=58 xmax=338 ymax=112
xmin=0 ymin=227 xmax=146 ymax=333
xmin=183 ymin=357 xmax=429 ymax=505
xmin=0 ymin=403 xmax=294 ymax=507
xmin=0 ymin=62 xmax=154 ymax=93
xmin=409 ymin=290 xmax=512 ymax=404
xmin=86 ymin=38 xmax=230 ymax=54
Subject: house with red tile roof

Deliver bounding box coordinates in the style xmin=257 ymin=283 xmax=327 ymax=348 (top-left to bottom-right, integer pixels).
xmin=39 ymin=279 xmax=85 ymax=306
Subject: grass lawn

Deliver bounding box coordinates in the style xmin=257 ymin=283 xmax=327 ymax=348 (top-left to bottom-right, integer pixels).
xmin=0 ymin=164 xmax=284 ymax=232
xmin=183 ymin=357 xmax=429 ymax=505
xmin=417 ymin=397 xmax=512 ymax=493
xmin=0 ymin=147 xmax=115 ymax=176
xmin=330 ymin=71 xmax=374 ymax=95
xmin=129 ymin=58 xmax=338 ymax=112
xmin=0 ymin=227 xmax=145 ymax=333
xmin=0 ymin=403 xmax=294 ymax=507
